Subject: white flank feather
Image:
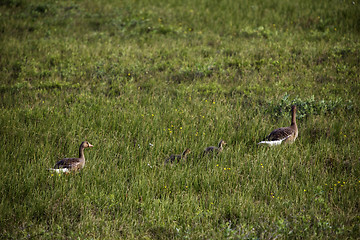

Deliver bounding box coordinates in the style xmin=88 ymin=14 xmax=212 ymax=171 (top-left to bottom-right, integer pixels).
xmin=257 ymin=136 xmax=290 ymax=146
xmin=257 ymin=139 xmax=284 ymax=146
xmin=49 ymin=168 xmax=70 ymax=173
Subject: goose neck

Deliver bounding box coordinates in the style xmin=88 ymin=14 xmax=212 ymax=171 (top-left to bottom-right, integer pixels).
xmin=79 ymin=146 xmax=85 ymax=159
xmin=291 ymin=109 xmax=296 ymax=126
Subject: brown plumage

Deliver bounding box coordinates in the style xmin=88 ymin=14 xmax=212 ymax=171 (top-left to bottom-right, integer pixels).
xmin=165 ymin=148 xmax=191 ymax=164
xmin=203 ymin=140 xmax=227 ymax=155
xmin=52 ymin=141 xmax=94 ymax=172
xmin=258 ymin=105 xmax=298 ymax=146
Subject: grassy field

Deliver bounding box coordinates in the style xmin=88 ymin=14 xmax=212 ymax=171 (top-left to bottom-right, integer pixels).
xmin=1 ymin=0 xmax=360 ymax=239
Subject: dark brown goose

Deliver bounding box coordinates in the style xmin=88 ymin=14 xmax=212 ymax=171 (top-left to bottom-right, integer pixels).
xmin=50 ymin=141 xmax=94 ymax=173
xmin=258 ymin=105 xmax=298 ymax=146
xmin=164 ymin=148 xmax=191 ymax=164
xmin=203 ymin=140 xmax=227 ymax=155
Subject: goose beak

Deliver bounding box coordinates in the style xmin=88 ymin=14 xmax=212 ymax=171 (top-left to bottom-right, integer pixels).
xmin=89 ymin=143 xmax=94 ymax=147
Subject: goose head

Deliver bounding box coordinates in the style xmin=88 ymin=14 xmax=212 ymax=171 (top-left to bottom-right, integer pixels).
xmin=218 ymin=140 xmax=227 ymax=148
xmin=183 ymin=148 xmax=191 ymax=155
xmin=81 ymin=141 xmax=94 ymax=148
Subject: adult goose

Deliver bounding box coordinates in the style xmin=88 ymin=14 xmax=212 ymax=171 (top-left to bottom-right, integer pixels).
xmin=258 ymin=105 xmax=298 ymax=146
xmin=50 ymin=141 xmax=94 ymax=173
xmin=165 ymin=148 xmax=191 ymax=164
xmin=203 ymin=140 xmax=227 ymax=155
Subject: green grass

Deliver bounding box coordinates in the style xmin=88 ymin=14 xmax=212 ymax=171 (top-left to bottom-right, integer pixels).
xmin=1 ymin=0 xmax=360 ymax=239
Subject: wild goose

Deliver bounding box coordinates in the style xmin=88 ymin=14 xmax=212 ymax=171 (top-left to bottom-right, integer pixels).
xmin=258 ymin=105 xmax=298 ymax=146
xmin=203 ymin=140 xmax=227 ymax=155
xmin=164 ymin=148 xmax=191 ymax=164
xmin=50 ymin=141 xmax=94 ymax=173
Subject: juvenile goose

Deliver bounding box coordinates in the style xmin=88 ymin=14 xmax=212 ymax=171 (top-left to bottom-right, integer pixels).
xmin=258 ymin=105 xmax=298 ymax=146
xmin=165 ymin=148 xmax=191 ymax=164
xmin=203 ymin=140 xmax=227 ymax=155
xmin=50 ymin=141 xmax=94 ymax=173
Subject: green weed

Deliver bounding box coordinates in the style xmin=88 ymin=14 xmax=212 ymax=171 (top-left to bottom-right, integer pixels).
xmin=1 ymin=0 xmax=359 ymax=239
